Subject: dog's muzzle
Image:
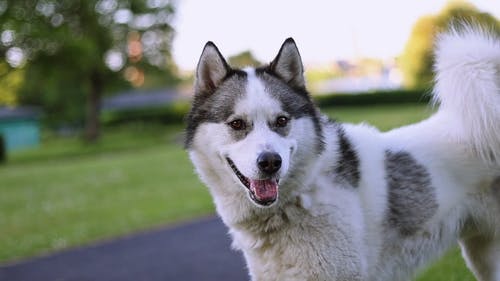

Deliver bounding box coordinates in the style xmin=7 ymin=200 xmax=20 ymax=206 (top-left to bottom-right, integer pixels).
xmin=226 ymin=156 xmax=280 ymax=207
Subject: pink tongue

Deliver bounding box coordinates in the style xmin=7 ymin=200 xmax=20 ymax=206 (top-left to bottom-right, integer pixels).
xmin=250 ymin=179 xmax=278 ymax=201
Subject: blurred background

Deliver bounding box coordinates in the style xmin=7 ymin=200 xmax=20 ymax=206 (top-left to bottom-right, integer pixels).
xmin=0 ymin=0 xmax=499 ymax=280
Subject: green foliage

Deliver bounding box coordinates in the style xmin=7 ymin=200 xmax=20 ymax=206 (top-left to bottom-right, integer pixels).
xmin=101 ymin=101 xmax=190 ymax=125
xmin=0 ymin=61 xmax=23 ymax=106
xmin=400 ymin=1 xmax=500 ymax=89
xmin=228 ymin=50 xmax=262 ymax=68
xmin=314 ymin=89 xmax=431 ymax=107
xmin=0 ymin=0 xmax=178 ymax=129
xmin=19 ymin=56 xmax=90 ymax=125
xmin=306 ymin=67 xmax=340 ymax=84
xmin=399 ymin=15 xmax=437 ymax=89
xmin=305 ymin=66 xmax=342 ymax=93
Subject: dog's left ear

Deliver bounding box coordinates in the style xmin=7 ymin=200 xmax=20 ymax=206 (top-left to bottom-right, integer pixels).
xmin=195 ymin=41 xmax=231 ymax=95
xmin=269 ymin=38 xmax=305 ymax=90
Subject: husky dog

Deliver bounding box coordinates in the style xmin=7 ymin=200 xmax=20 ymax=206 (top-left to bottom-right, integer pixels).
xmin=185 ymin=25 xmax=500 ymax=281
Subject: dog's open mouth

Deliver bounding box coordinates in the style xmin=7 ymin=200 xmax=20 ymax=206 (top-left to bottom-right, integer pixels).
xmin=226 ymin=157 xmax=279 ymax=206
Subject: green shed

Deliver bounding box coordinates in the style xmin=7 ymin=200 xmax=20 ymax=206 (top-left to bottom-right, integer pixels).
xmin=0 ymin=107 xmax=41 ymax=153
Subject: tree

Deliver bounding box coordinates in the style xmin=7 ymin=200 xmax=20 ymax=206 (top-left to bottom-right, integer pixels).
xmin=0 ymin=134 xmax=5 ymax=163
xmin=0 ymin=0 xmax=177 ymax=142
xmin=228 ymin=50 xmax=261 ymax=68
xmin=399 ymin=1 xmax=499 ymax=89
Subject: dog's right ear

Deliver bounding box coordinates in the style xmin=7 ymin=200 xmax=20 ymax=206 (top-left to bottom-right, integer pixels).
xmin=195 ymin=42 xmax=231 ymax=95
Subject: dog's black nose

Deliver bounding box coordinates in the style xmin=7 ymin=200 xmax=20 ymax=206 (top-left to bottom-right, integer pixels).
xmin=257 ymin=152 xmax=282 ymax=174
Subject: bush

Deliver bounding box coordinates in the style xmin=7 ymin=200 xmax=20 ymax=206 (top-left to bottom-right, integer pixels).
xmin=399 ymin=2 xmax=500 ymax=89
xmin=314 ymin=89 xmax=431 ymax=107
xmin=101 ymin=101 xmax=190 ymax=126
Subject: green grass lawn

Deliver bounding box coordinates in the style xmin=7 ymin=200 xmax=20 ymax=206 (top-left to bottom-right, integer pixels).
xmin=0 ymin=104 xmax=475 ymax=280
xmin=1 ymin=124 xmax=213 ymax=262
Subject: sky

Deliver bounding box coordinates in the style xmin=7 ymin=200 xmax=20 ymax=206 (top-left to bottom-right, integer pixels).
xmin=171 ymin=0 xmax=500 ymax=71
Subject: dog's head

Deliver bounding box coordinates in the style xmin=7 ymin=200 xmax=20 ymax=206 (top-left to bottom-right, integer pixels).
xmin=186 ymin=39 xmax=323 ymax=208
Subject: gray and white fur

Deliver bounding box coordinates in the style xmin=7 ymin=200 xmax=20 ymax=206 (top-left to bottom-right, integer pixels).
xmin=185 ymin=24 xmax=500 ymax=281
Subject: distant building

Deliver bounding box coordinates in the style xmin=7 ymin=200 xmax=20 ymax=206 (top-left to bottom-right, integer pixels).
xmin=313 ymin=59 xmax=403 ymax=94
xmin=0 ymin=107 xmax=41 ymax=152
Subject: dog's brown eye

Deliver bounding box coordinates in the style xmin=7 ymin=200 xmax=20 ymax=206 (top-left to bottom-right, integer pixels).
xmin=276 ymin=116 xmax=289 ymax=127
xmin=229 ymin=119 xmax=246 ymax=130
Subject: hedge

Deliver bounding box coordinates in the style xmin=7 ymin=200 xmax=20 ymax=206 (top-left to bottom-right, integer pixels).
xmin=314 ymin=88 xmax=431 ymax=107
xmin=100 ymin=101 xmax=190 ymax=126
xmin=100 ymin=89 xmax=431 ymax=125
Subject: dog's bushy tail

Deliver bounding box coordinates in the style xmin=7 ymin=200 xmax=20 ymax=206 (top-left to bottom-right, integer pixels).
xmin=433 ymin=23 xmax=500 ymax=164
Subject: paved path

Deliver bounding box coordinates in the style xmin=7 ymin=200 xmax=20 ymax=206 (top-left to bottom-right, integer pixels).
xmin=0 ymin=217 xmax=248 ymax=281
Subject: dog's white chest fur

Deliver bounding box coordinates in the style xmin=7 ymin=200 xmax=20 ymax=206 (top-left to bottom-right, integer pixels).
xmin=229 ymin=189 xmax=366 ymax=281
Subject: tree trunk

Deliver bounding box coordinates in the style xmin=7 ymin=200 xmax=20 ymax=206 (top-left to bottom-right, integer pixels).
xmin=84 ymin=71 xmax=103 ymax=143
xmin=0 ymin=135 xmax=6 ymax=163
